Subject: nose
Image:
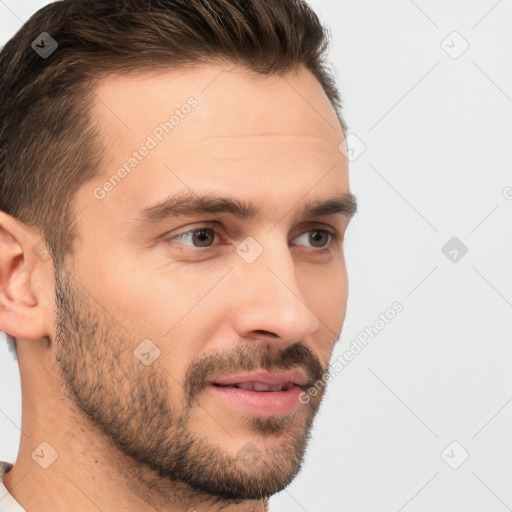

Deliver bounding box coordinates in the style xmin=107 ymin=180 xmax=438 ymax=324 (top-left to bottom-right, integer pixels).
xmin=229 ymin=241 xmax=320 ymax=346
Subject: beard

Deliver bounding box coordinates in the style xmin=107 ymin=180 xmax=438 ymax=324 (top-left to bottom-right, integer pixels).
xmin=53 ymin=263 xmax=327 ymax=502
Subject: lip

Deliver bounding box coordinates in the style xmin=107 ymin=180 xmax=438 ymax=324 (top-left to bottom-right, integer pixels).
xmin=211 ymin=368 xmax=308 ymax=388
xmin=207 ymin=368 xmax=309 ymax=418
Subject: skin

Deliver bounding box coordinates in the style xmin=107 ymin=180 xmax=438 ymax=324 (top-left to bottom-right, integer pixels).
xmin=0 ymin=63 xmax=354 ymax=511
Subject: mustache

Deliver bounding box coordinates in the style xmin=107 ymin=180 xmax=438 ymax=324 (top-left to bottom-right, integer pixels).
xmin=183 ymin=341 xmax=325 ymax=409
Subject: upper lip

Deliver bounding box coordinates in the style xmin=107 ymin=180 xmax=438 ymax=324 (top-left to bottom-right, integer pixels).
xmin=211 ymin=368 xmax=308 ymax=388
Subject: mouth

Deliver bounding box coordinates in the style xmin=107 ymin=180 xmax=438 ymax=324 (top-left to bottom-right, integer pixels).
xmin=213 ymin=381 xmax=295 ymax=391
xmin=207 ymin=369 xmax=308 ymax=418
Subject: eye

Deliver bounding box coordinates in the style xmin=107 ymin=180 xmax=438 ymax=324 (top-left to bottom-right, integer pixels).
xmin=168 ymin=227 xmax=218 ymax=248
xmin=292 ymin=229 xmax=336 ymax=249
xmin=165 ymin=224 xmax=339 ymax=252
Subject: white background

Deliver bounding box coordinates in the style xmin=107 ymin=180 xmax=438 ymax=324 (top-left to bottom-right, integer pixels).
xmin=1 ymin=1 xmax=511 ymax=511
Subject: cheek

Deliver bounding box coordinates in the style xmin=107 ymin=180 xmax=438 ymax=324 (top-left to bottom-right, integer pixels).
xmin=82 ymin=250 xmax=222 ymax=340
xmin=297 ymin=258 xmax=348 ymax=351
xmin=299 ymin=256 xmax=348 ymax=310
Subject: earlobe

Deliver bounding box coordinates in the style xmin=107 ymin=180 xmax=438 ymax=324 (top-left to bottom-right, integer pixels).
xmin=0 ymin=211 xmax=51 ymax=341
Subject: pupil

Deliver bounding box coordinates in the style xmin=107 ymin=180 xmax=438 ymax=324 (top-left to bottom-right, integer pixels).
xmin=310 ymin=230 xmax=327 ymax=247
xmin=193 ymin=229 xmax=213 ymax=247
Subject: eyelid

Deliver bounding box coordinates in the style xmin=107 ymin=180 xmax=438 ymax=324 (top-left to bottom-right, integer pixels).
xmin=165 ymin=221 xmax=221 ymax=242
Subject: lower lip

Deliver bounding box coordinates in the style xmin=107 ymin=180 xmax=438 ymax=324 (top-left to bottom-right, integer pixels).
xmin=208 ymin=384 xmax=304 ymax=418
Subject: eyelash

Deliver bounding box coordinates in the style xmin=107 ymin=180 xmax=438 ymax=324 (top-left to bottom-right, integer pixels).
xmin=165 ymin=223 xmax=340 ymax=255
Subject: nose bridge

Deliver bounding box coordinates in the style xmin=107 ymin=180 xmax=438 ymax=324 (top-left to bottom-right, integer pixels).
xmin=231 ymin=235 xmax=320 ymax=341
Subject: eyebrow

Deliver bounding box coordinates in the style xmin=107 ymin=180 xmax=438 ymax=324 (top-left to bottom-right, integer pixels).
xmin=136 ymin=190 xmax=358 ymax=224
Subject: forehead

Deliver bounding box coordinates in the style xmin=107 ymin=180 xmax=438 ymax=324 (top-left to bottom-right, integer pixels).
xmin=90 ymin=63 xmax=342 ymax=144
xmin=75 ymin=64 xmax=348 ymax=235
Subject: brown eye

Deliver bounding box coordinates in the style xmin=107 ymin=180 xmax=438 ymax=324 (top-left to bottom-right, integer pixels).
xmin=169 ymin=228 xmax=217 ymax=247
xmin=293 ymin=229 xmax=334 ymax=249
xmin=309 ymin=230 xmax=330 ymax=248
xmin=190 ymin=229 xmax=215 ymax=247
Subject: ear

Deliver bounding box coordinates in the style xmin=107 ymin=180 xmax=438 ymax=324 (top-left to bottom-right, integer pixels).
xmin=0 ymin=211 xmax=53 ymax=341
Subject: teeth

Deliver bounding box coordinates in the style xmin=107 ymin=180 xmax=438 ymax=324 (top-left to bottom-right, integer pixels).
xmin=253 ymin=382 xmax=271 ymax=391
xmin=236 ymin=382 xmax=254 ymax=390
xmin=230 ymin=381 xmax=295 ymax=391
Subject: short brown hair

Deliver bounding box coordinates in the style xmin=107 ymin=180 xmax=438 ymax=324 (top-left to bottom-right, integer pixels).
xmin=0 ymin=0 xmax=345 ymax=355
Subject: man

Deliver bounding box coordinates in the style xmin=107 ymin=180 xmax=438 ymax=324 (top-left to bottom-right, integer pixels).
xmin=0 ymin=0 xmax=356 ymax=510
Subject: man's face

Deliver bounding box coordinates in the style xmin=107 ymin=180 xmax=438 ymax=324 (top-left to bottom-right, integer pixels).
xmin=53 ymin=64 xmax=353 ymax=500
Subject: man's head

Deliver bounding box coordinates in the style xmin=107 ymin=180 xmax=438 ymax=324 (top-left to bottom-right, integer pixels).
xmin=0 ymin=0 xmax=356 ymax=507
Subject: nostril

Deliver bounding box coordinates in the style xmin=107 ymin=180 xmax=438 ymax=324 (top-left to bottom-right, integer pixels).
xmin=251 ymin=330 xmax=278 ymax=337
